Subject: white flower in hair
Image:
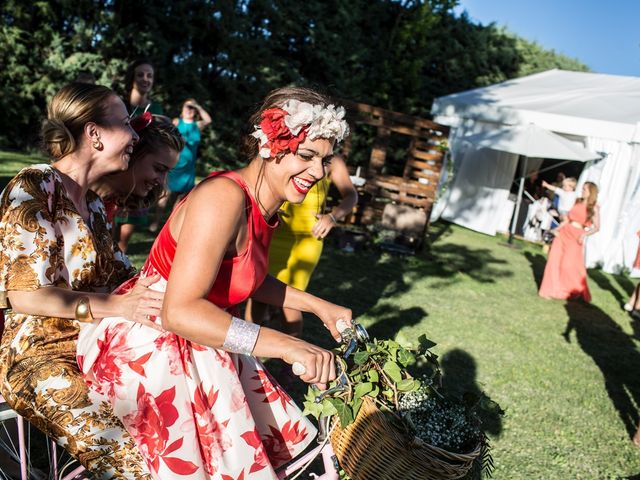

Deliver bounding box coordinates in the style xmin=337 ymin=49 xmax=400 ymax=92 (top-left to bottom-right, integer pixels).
xmin=250 ymin=128 xmax=271 ymax=158
xmin=252 ymin=98 xmax=349 ymax=159
xmin=283 ymin=100 xmax=315 ymax=135
xmin=307 ymin=104 xmax=348 ymax=142
xmin=251 ymin=128 xmax=268 ymax=145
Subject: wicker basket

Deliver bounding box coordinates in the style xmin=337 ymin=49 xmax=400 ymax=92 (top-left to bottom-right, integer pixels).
xmin=331 ymin=397 xmax=482 ymax=480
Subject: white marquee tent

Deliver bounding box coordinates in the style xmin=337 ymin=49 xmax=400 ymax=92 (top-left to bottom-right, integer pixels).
xmin=431 ymin=69 xmax=640 ymax=274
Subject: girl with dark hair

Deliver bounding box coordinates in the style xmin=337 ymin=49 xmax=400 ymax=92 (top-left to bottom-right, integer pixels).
xmin=0 ymin=83 xmax=161 ymax=479
xmin=78 ymin=86 xmax=352 ymax=479
xmin=539 ymin=181 xmax=600 ymax=302
xmin=124 ymin=59 xmax=163 ymax=117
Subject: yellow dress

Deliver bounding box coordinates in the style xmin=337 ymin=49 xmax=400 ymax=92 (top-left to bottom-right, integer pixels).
xmin=269 ymin=177 xmax=331 ymax=291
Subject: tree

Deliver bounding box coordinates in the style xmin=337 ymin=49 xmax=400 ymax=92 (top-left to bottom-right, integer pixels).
xmin=0 ymin=0 xmax=590 ymax=171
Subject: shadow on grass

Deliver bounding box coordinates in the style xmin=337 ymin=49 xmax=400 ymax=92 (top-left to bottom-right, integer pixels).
xmin=440 ymin=349 xmax=503 ymax=437
xmin=523 ymin=251 xmax=546 ymax=290
xmin=125 ymin=235 xmax=156 ymax=260
xmin=589 ymin=268 xmax=628 ymax=308
xmin=425 ymin=221 xmax=453 ymax=246
xmin=630 ymin=312 xmax=640 ymax=341
xmin=614 ymin=274 xmax=637 ymax=297
xmin=305 ymin=222 xmax=514 ymax=350
xmin=365 ymin=304 xmax=427 ymax=341
xmin=562 ymin=301 xmax=640 ymax=441
xmin=426 ymin=241 xmax=511 ymax=289
xmin=0 ymin=176 xmax=14 ymax=192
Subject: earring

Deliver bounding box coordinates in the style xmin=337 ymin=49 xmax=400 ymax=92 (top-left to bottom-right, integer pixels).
xmin=92 ymin=139 xmax=103 ymax=151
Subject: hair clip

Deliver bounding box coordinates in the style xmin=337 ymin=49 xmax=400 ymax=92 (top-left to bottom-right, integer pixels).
xmin=131 ymin=111 xmax=153 ymax=133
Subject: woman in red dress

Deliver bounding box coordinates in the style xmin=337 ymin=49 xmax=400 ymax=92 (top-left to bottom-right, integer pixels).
xmin=77 ymin=87 xmax=351 ymax=479
xmin=539 ymin=182 xmax=600 ymax=302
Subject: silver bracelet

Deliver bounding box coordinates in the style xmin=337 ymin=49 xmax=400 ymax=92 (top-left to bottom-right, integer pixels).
xmin=222 ymin=316 xmax=260 ymax=355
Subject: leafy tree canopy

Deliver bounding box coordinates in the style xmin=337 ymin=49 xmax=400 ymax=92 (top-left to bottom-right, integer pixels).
xmin=0 ymin=0 xmax=589 ymax=170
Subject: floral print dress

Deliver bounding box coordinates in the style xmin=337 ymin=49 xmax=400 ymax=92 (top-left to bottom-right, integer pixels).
xmin=77 ymin=172 xmax=316 ymax=480
xmin=0 ymin=164 xmax=152 ymax=479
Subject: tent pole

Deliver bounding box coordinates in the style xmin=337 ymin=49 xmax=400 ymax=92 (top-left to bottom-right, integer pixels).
xmin=508 ymin=155 xmax=528 ymax=244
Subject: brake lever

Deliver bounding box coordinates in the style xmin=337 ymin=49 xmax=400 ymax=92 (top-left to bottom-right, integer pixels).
xmin=315 ymin=359 xmax=348 ymax=402
xmin=314 ymin=323 xmax=369 ymax=403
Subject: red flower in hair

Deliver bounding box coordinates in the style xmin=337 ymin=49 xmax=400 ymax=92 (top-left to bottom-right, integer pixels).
xmin=131 ymin=111 xmax=153 ymax=133
xmin=258 ymin=108 xmax=307 ymax=157
xmin=260 ymin=108 xmax=289 ymax=138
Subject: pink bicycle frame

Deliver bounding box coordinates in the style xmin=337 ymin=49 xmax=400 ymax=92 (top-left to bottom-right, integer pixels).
xmin=276 ymin=440 xmax=339 ymax=480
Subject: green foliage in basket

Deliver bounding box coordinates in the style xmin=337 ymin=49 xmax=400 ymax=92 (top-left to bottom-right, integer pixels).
xmin=302 ymin=334 xmax=440 ymax=428
xmin=302 ymin=333 xmax=504 ymax=478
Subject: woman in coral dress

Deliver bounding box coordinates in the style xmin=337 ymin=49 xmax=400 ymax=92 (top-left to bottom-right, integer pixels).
xmin=77 ymin=87 xmax=352 ymax=479
xmin=539 ymin=182 xmax=600 ymax=302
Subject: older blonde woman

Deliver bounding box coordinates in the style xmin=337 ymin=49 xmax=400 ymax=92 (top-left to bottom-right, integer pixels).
xmin=0 ymin=83 xmax=164 ymax=479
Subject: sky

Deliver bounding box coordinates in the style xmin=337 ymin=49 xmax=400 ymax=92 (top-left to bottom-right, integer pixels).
xmin=455 ymin=0 xmax=640 ymax=77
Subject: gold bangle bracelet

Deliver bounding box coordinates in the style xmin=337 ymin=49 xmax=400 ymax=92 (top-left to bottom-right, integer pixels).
xmin=75 ymin=296 xmax=94 ymax=322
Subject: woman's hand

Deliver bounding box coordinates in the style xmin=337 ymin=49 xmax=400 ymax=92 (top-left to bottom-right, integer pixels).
xmin=281 ymin=338 xmax=336 ymax=388
xmin=312 ymin=300 xmax=353 ymax=343
xmin=116 ymin=274 xmax=164 ymax=330
xmin=312 ymin=213 xmax=337 ymax=239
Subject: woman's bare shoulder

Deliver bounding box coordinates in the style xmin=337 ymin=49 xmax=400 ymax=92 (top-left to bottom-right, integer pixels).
xmin=188 ymin=175 xmax=246 ymax=212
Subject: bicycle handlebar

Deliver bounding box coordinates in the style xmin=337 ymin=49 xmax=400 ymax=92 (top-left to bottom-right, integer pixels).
xmin=291 ymin=322 xmax=369 ymax=381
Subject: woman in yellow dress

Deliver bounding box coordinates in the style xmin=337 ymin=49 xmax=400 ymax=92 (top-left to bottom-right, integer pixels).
xmin=249 ymin=154 xmax=358 ymax=337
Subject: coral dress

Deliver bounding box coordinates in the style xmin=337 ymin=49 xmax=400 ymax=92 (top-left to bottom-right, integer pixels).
xmin=539 ymin=201 xmax=592 ymax=302
xmin=77 ymin=171 xmax=316 ymax=480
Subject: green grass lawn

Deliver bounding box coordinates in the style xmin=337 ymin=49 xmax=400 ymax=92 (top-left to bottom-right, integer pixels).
xmin=2 ymin=151 xmax=639 ymax=478
xmin=125 ymin=213 xmax=640 ymax=479
xmin=307 ymin=224 xmax=640 ymax=480
xmin=0 ymin=151 xmax=46 ymax=190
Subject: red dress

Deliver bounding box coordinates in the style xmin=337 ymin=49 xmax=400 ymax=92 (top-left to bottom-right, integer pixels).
xmin=78 ymin=171 xmax=315 ymax=479
xmin=539 ymin=202 xmax=592 ymax=302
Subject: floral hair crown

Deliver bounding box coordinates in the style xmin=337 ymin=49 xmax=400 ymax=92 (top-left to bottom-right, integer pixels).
xmin=251 ymin=99 xmax=349 ymax=159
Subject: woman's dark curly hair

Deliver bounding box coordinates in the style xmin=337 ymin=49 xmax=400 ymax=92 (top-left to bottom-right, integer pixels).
xmin=123 ymin=59 xmax=155 ymax=108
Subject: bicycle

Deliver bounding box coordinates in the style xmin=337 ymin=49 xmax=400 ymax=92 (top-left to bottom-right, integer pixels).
xmin=0 ymin=394 xmax=88 ymax=480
